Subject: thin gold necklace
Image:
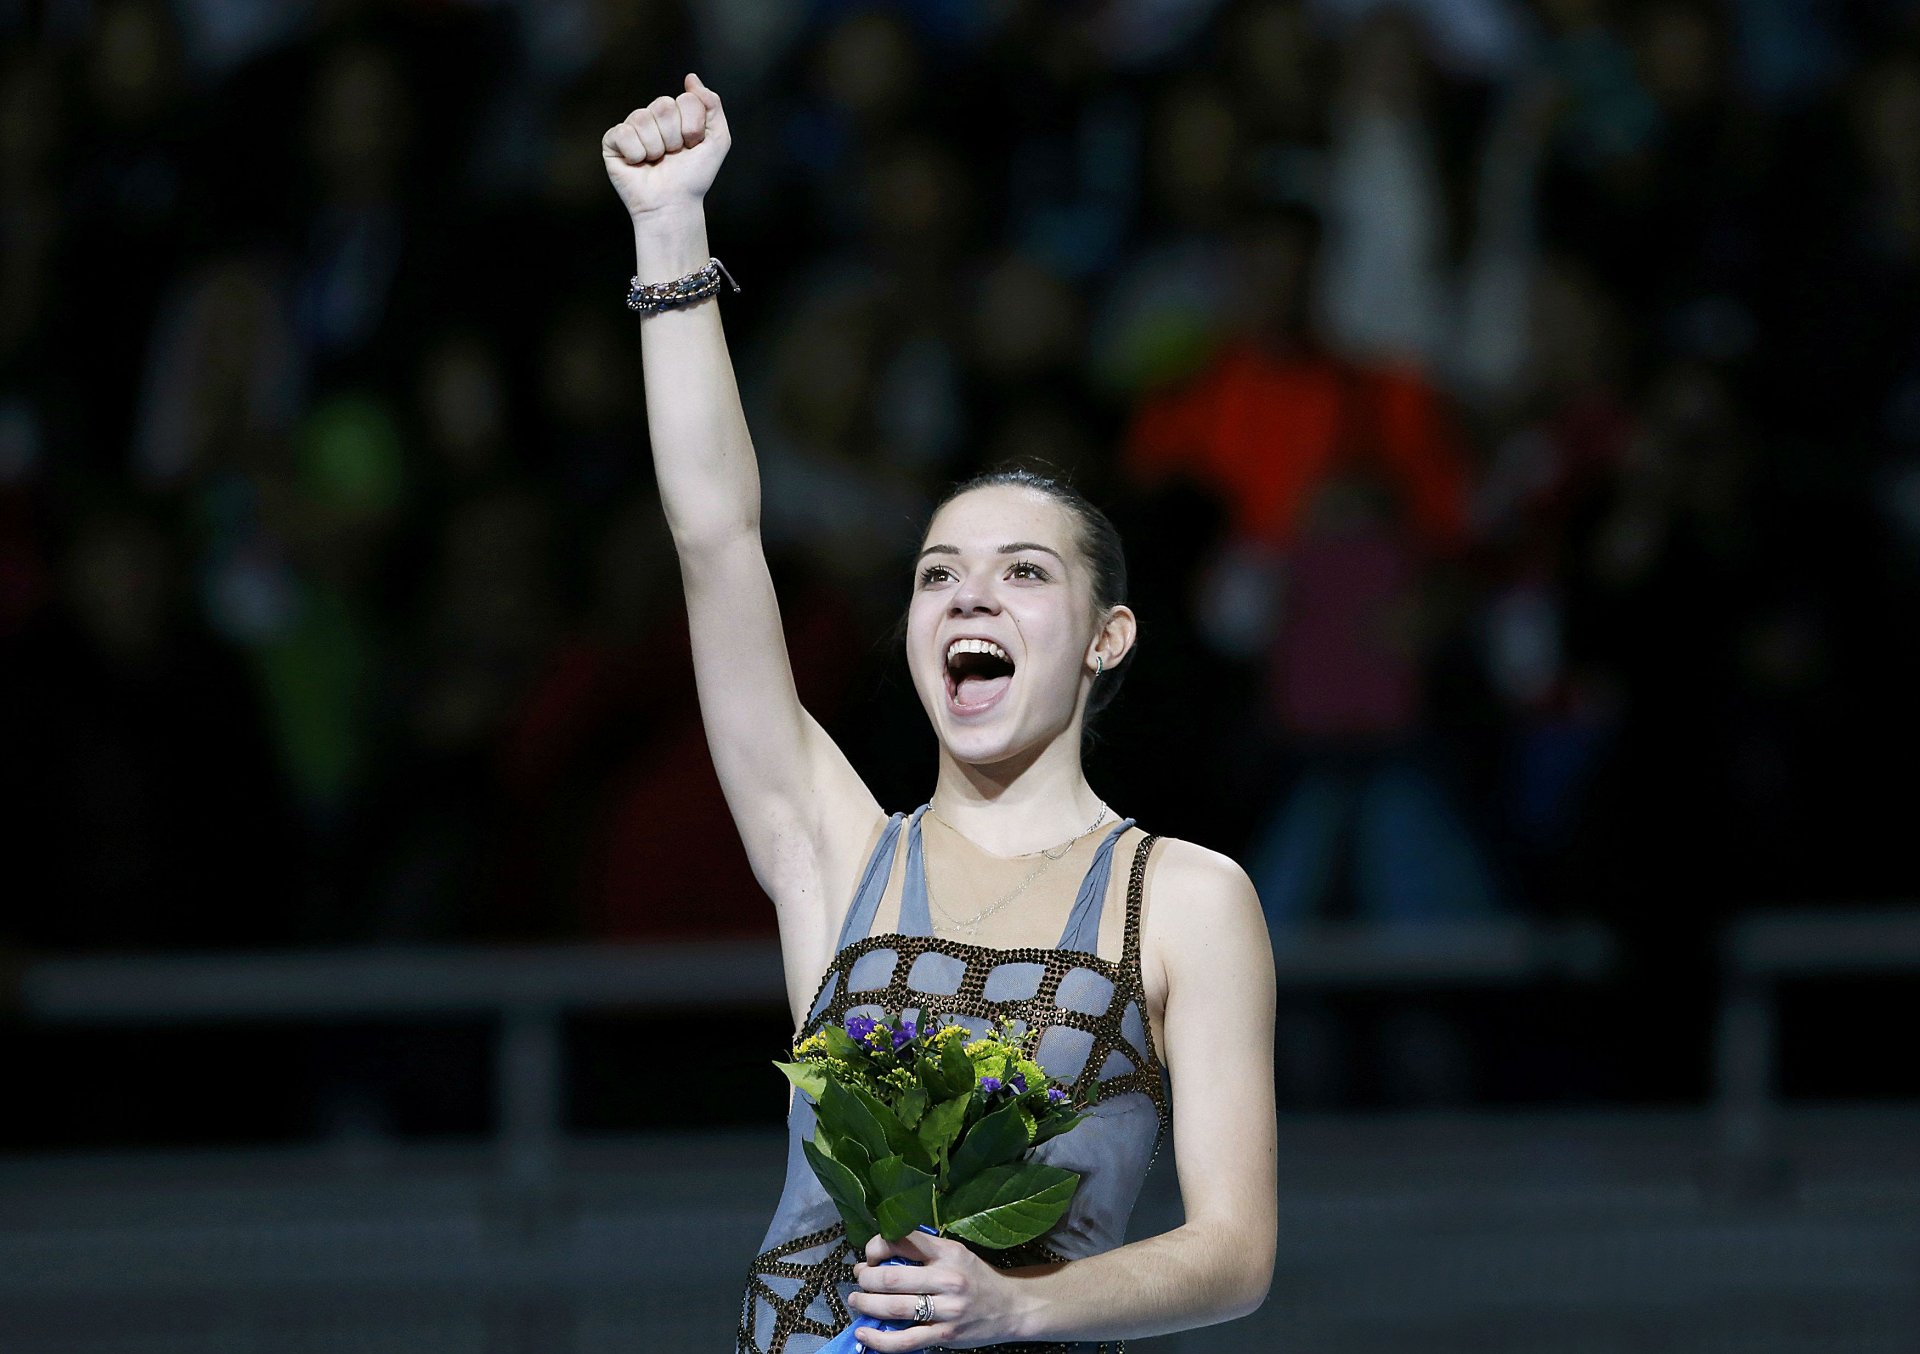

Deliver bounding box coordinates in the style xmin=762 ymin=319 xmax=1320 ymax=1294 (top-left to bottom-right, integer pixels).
xmin=923 ymin=804 xmax=1110 ymax=938
xmin=926 ymin=801 xmax=1111 ymax=861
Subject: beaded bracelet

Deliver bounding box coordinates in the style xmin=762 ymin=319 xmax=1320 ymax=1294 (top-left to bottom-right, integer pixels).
xmin=625 ymin=257 xmax=740 ymax=314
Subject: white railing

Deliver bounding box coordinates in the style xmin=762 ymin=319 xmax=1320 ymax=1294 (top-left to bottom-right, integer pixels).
xmin=19 ymin=939 xmax=787 ymax=1183
xmin=17 ymin=921 xmax=1614 ymax=1181
xmin=1712 ymin=905 xmax=1920 ymax=1194
xmin=26 ymin=907 xmax=1920 ymax=1190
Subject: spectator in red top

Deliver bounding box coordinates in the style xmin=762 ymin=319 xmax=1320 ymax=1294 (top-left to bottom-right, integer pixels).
xmin=1125 ymin=200 xmax=1500 ymax=1108
xmin=1124 ymin=200 xmax=1471 ymax=558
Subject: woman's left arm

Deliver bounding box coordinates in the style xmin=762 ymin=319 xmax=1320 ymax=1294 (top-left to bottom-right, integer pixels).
xmin=850 ymin=842 xmax=1279 ymax=1349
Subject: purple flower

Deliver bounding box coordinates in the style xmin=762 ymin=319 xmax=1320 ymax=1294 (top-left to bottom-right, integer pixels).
xmin=845 ymin=1014 xmax=877 ymax=1045
xmin=1046 ymin=1087 xmax=1067 ymax=1105
xmin=979 ymin=1076 xmax=1002 ymax=1094
xmin=1009 ymin=1073 xmax=1027 ymax=1094
xmin=892 ymin=1020 xmax=918 ymax=1050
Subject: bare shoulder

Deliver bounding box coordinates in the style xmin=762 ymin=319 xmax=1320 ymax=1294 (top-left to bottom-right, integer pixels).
xmin=1129 ymin=833 xmax=1270 ymax=1046
xmin=1134 ymin=834 xmax=1266 ymax=970
xmin=1138 ymin=833 xmax=1261 ymax=919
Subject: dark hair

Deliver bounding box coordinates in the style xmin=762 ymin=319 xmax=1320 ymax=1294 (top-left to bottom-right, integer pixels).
xmin=922 ymin=463 xmax=1132 ymax=727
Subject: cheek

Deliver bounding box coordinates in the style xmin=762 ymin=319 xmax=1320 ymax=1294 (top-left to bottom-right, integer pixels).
xmin=904 ymin=603 xmax=939 ymax=682
xmin=1015 ymin=605 xmax=1086 ymax=688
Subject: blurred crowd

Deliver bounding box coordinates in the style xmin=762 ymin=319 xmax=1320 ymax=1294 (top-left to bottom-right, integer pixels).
xmin=4 ymin=0 xmax=1919 ymax=1109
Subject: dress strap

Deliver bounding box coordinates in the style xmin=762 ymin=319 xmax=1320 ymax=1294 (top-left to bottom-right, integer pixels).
xmin=896 ymin=804 xmax=937 ymax=938
xmin=1054 ymin=817 xmax=1139 ymax=953
xmin=833 ymin=811 xmax=909 ymax=955
xmin=1120 ymin=833 xmax=1161 ymax=971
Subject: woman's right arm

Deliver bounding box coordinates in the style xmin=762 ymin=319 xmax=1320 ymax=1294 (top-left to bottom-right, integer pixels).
xmin=603 ymin=76 xmax=884 ymax=991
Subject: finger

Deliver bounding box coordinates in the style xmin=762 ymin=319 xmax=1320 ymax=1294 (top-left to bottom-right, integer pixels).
xmin=858 ymin=1262 xmax=958 ymax=1295
xmin=649 ymin=94 xmax=684 ymax=151
xmin=846 ymin=1291 xmax=939 ymax=1323
xmin=853 ymin=1322 xmax=956 ymax=1353
xmin=863 ymin=1230 xmax=948 ymax=1264
xmin=885 ymin=1230 xmax=946 ymax=1264
xmin=686 ymin=71 xmax=724 ymax=120
xmin=601 ymin=122 xmax=647 ymax=165
xmin=676 ymin=90 xmax=706 ymax=144
xmin=627 ymin=108 xmax=665 ymax=160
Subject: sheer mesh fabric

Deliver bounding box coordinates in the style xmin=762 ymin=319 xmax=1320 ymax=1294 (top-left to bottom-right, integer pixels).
xmin=735 ymin=806 xmax=1168 ymax=1354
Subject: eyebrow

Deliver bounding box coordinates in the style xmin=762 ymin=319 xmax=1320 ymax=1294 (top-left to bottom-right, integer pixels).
xmin=916 ymin=542 xmax=1067 ymax=564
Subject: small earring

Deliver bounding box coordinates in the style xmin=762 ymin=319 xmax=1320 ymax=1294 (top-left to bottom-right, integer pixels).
xmin=1094 ymin=655 xmax=1104 ymax=677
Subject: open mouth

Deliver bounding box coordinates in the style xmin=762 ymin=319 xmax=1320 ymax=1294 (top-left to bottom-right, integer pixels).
xmin=944 ymin=637 xmax=1015 ymax=713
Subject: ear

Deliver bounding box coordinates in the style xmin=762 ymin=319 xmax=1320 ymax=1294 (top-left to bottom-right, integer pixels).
xmin=1089 ymin=605 xmax=1138 ymax=674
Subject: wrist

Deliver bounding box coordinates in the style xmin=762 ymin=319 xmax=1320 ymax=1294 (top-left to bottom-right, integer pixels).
xmin=631 ymin=202 xmax=711 ymax=278
xmin=997 ymin=1267 xmax=1048 ymax=1344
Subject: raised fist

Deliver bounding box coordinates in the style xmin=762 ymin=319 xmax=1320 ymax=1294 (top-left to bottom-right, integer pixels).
xmin=602 ymin=72 xmax=729 ymax=218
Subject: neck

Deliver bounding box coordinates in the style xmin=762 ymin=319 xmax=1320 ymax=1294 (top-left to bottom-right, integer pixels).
xmin=929 ymin=724 xmax=1107 ymax=856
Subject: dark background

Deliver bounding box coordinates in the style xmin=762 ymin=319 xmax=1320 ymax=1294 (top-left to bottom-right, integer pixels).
xmin=3 ymin=0 xmax=1918 ymax=1152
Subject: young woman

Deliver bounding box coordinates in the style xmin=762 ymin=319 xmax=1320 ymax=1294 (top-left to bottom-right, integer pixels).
xmin=603 ymin=75 xmax=1277 ymax=1354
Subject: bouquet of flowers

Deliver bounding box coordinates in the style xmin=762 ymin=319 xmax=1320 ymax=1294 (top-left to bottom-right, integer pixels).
xmin=776 ymin=1012 xmax=1094 ymax=1272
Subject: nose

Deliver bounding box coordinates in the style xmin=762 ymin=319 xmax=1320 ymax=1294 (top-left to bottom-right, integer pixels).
xmin=948 ymin=570 xmax=1000 ymax=615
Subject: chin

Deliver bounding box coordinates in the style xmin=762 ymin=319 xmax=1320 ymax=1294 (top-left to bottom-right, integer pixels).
xmin=940 ymin=724 xmax=1030 ymax=768
xmin=935 ymin=701 xmax=1079 ymax=772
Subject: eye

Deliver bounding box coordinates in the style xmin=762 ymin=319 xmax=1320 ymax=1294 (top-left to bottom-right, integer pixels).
xmin=918 ymin=563 xmax=955 ymax=587
xmin=1008 ymin=560 xmax=1050 ymax=581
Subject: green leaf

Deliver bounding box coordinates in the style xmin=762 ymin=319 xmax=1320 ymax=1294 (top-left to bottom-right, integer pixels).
xmin=823 ymin=1024 xmax=866 ymax=1063
xmin=773 ymin=1060 xmax=828 ymax=1102
xmin=948 ymin=1099 xmax=1033 ymax=1189
xmin=915 ymin=1094 xmax=971 ymax=1168
xmin=838 ymin=1084 xmax=934 ymax=1173
xmin=871 ymin=1154 xmax=937 ymax=1240
xmin=814 ymin=1122 xmax=872 ymax=1178
xmin=818 ymin=1080 xmax=892 ymax=1164
xmin=896 ymin=1086 xmax=929 ymax=1129
xmin=917 ymin=1059 xmax=957 ymax=1104
xmin=1029 ymin=1109 xmax=1085 ymax=1148
xmin=937 ymin=1035 xmax=978 ymax=1100
xmin=847 ymin=1085 xmax=916 ymax=1156
xmin=941 ymin=1163 xmax=1080 ymax=1250
xmin=803 ymin=1136 xmax=879 ymax=1246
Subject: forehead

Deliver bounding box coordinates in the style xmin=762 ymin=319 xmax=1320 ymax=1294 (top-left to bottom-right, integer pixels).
xmin=921 ymin=484 xmax=1079 ymax=554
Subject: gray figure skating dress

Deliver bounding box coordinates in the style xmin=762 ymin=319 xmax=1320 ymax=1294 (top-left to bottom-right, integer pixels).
xmin=736 ymin=804 xmax=1169 ymax=1354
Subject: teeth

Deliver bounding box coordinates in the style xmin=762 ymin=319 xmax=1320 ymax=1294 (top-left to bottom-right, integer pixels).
xmin=946 ymin=637 xmax=1011 ymax=665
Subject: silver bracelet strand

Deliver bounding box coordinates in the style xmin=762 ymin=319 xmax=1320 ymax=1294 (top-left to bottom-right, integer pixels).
xmin=625 ymin=256 xmax=740 ymax=314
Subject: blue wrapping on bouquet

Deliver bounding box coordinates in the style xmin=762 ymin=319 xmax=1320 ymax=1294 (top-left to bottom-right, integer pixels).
xmin=817 ymin=1225 xmax=938 ymax=1353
